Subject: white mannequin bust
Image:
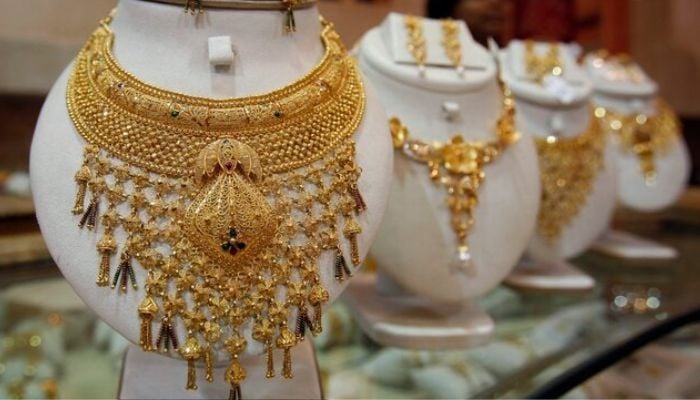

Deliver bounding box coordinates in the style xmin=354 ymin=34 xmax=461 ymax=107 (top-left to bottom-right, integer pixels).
xmin=584 ymin=54 xmax=690 ymax=212
xmin=30 ymin=0 xmax=392 ymax=367
xmin=359 ymin=14 xmax=540 ymax=303
xmin=501 ymin=41 xmax=617 ymax=261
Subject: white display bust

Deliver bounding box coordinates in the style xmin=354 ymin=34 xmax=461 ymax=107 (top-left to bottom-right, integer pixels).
xmin=30 ymin=0 xmax=392 ymax=388
xmin=584 ymin=53 xmax=690 ymax=212
xmin=501 ymin=41 xmax=617 ymax=261
xmin=359 ymin=14 xmax=540 ymax=303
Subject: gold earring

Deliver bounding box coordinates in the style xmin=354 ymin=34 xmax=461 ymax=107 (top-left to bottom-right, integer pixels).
xmin=440 ymin=19 xmax=465 ymax=77
xmin=404 ymin=15 xmax=427 ymax=76
xmin=184 ymin=0 xmax=203 ymax=15
xmin=282 ymin=0 xmax=298 ymax=33
xmin=524 ymin=40 xmax=563 ymax=83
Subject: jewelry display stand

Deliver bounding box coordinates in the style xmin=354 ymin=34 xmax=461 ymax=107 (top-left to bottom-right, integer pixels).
xmin=585 ymin=54 xmax=689 ymax=260
xmin=347 ymin=14 xmax=540 ymax=347
xmin=119 ymin=340 xmax=322 ymax=400
xmin=30 ymin=0 xmax=392 ymax=397
xmin=342 ymin=272 xmax=493 ymax=349
xmin=501 ymin=41 xmax=615 ymax=292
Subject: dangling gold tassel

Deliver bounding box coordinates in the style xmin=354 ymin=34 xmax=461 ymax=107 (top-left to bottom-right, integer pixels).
xmin=348 ymin=184 xmax=367 ymax=214
xmin=72 ymin=165 xmax=91 ymax=214
xmin=225 ymin=357 xmax=246 ymax=400
xmin=79 ymin=196 xmax=99 ymax=229
xmin=138 ymin=296 xmax=158 ymax=351
xmin=334 ymin=246 xmax=352 ymax=281
xmin=96 ymin=232 xmax=116 ymax=286
xmin=276 ymin=327 xmax=296 ymax=379
xmin=265 ymin=340 xmax=275 ymax=378
xmin=308 ymin=284 xmax=329 ymax=336
xmin=111 ymin=251 xmax=137 ymax=292
xmin=295 ymin=305 xmax=311 ymax=340
xmin=156 ymin=317 xmax=178 ymax=352
xmin=180 ymin=336 xmax=202 ymax=391
xmin=343 ymin=218 xmax=362 ymax=266
xmin=204 ymin=346 xmax=214 ymax=383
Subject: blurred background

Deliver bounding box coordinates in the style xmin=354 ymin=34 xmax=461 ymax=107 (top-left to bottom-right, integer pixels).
xmin=1 ymin=1 xmax=700 ymax=399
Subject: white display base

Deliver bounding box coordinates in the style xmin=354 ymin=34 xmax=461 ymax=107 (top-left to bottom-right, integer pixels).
xmin=342 ymin=273 xmax=493 ymax=350
xmin=118 ymin=340 xmax=322 ymax=400
xmin=591 ymin=229 xmax=678 ymax=260
xmin=505 ymin=258 xmax=595 ymax=293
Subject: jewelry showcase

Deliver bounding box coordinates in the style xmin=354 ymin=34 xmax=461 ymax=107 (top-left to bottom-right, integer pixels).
xmin=66 ymin=12 xmax=366 ymax=396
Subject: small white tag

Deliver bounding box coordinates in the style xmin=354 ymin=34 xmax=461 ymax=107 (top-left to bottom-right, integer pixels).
xmin=441 ymin=101 xmax=461 ymax=121
xmin=543 ymin=75 xmax=577 ymax=104
xmin=208 ymin=36 xmax=234 ymax=66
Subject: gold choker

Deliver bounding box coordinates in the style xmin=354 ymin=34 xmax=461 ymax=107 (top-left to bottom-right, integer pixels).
xmin=67 ymin=14 xmax=366 ymax=397
xmin=535 ymin=112 xmax=605 ymax=242
xmin=388 ymin=84 xmax=519 ymax=274
xmin=594 ymin=99 xmax=680 ymax=185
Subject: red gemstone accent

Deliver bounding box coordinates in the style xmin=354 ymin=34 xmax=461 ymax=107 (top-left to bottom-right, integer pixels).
xmin=225 ymin=162 xmax=234 ymax=171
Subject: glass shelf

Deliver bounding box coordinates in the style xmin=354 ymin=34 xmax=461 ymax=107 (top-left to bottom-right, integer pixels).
xmin=1 ymin=194 xmax=699 ymax=399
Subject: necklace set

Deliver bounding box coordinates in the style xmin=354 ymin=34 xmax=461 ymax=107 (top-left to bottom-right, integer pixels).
xmin=61 ymin=8 xmax=682 ymax=398
xmin=68 ymin=12 xmax=366 ymax=398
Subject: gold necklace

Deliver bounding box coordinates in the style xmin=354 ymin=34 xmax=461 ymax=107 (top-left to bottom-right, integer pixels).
xmin=67 ymin=14 xmax=366 ymax=397
xmin=594 ymin=99 xmax=680 ymax=185
xmin=388 ymin=84 xmax=519 ymax=274
xmin=524 ymin=40 xmax=563 ymax=83
xmin=404 ymin=15 xmax=427 ymax=75
xmin=535 ymin=113 xmax=605 ymax=242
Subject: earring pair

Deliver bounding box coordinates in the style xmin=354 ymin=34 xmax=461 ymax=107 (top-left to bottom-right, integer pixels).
xmin=404 ymin=15 xmax=465 ymax=77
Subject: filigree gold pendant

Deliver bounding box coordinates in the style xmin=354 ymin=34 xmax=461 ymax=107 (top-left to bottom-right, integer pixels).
xmin=185 ymin=139 xmax=277 ymax=267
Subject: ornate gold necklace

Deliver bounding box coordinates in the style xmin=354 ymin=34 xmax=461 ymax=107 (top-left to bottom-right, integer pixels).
xmin=534 ymin=112 xmax=605 ymax=242
xmin=594 ymin=99 xmax=680 ymax=185
xmin=388 ymin=84 xmax=519 ymax=274
xmin=67 ymin=14 xmax=366 ymax=397
xmin=524 ymin=40 xmax=563 ymax=83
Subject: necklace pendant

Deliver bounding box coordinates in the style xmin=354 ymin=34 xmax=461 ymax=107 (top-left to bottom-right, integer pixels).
xmin=450 ymin=244 xmax=475 ymax=275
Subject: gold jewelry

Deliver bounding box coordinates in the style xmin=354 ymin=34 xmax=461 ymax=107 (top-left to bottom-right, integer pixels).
xmin=389 ymin=84 xmax=519 ymax=274
xmin=535 ymin=113 xmax=605 ymax=242
xmin=595 ymin=99 xmax=680 ymax=185
xmin=404 ymin=15 xmax=427 ymax=76
xmin=524 ymin=40 xmax=563 ymax=83
xmin=184 ymin=0 xmax=203 ymax=14
xmin=440 ymin=19 xmax=464 ymax=77
xmin=145 ymin=0 xmax=316 ymax=10
xmin=67 ymin=14 xmax=366 ymax=396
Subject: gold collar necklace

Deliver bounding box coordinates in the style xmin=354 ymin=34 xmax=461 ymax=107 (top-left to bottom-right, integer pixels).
xmin=388 ymin=84 xmax=519 ymax=274
xmin=594 ymin=99 xmax=680 ymax=185
xmin=67 ymin=13 xmax=366 ymax=397
xmin=534 ymin=111 xmax=605 ymax=242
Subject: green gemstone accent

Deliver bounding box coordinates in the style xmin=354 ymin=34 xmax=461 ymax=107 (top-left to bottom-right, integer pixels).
xmin=171 ymin=110 xmax=180 ymax=117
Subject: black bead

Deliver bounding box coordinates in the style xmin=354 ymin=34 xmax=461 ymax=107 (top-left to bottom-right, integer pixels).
xmin=229 ymin=228 xmax=238 ymax=238
xmin=221 ymin=243 xmax=231 ymax=251
xmin=237 ymin=242 xmax=246 ymax=250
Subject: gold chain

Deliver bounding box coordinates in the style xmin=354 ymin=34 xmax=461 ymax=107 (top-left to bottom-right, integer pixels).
xmin=594 ymin=99 xmax=680 ymax=185
xmin=440 ymin=19 xmax=464 ymax=77
xmin=388 ymin=84 xmax=519 ymax=274
xmin=67 ymin=14 xmax=367 ymax=396
xmin=404 ymin=15 xmax=427 ymax=76
xmin=535 ymin=112 xmax=605 ymax=242
xmin=524 ymin=40 xmax=563 ymax=83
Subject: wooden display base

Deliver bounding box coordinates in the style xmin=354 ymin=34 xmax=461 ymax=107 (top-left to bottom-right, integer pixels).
xmin=591 ymin=229 xmax=678 ymax=260
xmin=505 ymin=258 xmax=595 ymax=293
xmin=342 ymin=273 xmax=493 ymax=350
xmin=118 ymin=339 xmax=322 ymax=400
